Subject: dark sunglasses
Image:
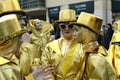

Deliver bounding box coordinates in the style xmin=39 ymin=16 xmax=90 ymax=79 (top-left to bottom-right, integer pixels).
xmin=60 ymin=24 xmax=74 ymax=29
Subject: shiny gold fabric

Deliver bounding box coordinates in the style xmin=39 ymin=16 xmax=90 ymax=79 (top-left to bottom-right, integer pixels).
xmin=0 ymin=0 xmax=26 ymax=16
xmin=108 ymin=20 xmax=120 ymax=79
xmin=55 ymin=10 xmax=76 ymax=23
xmin=108 ymin=31 xmax=120 ymax=79
xmin=0 ymin=57 xmax=23 ymax=80
xmin=0 ymin=57 xmax=34 ymax=80
xmin=0 ymin=37 xmax=18 ymax=60
xmin=41 ymin=37 xmax=82 ymax=80
xmin=41 ymin=37 xmax=116 ymax=80
xmin=0 ymin=41 xmax=36 ymax=80
xmin=112 ymin=20 xmax=120 ymax=31
xmin=28 ymin=19 xmax=53 ymax=72
xmin=0 ymin=28 xmax=35 ymax=80
xmin=74 ymin=23 xmax=116 ymax=79
xmin=0 ymin=57 xmax=35 ymax=80
xmin=71 ymin=12 xmax=103 ymax=35
xmin=31 ymin=32 xmax=50 ymax=58
xmin=81 ymin=41 xmax=116 ymax=80
xmin=25 ymin=74 xmax=34 ymax=80
xmin=0 ymin=14 xmax=26 ymax=44
xmin=13 ymin=42 xmax=37 ymax=76
xmin=29 ymin=19 xmax=53 ymax=68
xmin=41 ymin=20 xmax=54 ymax=35
xmin=29 ymin=19 xmax=54 ymax=35
xmin=30 ymin=31 xmax=52 ymax=70
xmin=75 ymin=23 xmax=116 ymax=79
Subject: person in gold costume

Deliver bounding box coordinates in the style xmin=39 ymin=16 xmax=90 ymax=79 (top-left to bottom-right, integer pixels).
xmin=41 ymin=9 xmax=84 ymax=80
xmin=29 ymin=19 xmax=54 ymax=59
xmin=0 ymin=0 xmax=54 ymax=80
xmin=28 ymin=19 xmax=54 ymax=71
xmin=71 ymin=12 xmax=116 ymax=80
xmin=108 ymin=20 xmax=120 ymax=79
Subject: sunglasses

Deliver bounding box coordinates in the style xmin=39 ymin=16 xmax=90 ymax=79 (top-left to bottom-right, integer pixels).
xmin=60 ymin=24 xmax=74 ymax=29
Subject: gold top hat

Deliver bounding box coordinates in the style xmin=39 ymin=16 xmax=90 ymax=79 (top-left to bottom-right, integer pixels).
xmin=71 ymin=12 xmax=103 ymax=35
xmin=0 ymin=0 xmax=26 ymax=17
xmin=55 ymin=9 xmax=76 ymax=23
xmin=0 ymin=14 xmax=26 ymax=44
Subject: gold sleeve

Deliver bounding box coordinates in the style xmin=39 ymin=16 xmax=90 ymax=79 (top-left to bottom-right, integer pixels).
xmin=19 ymin=42 xmax=37 ymax=76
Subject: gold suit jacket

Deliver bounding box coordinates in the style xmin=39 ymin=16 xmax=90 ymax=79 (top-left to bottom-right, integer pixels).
xmin=41 ymin=37 xmax=82 ymax=80
xmin=0 ymin=57 xmax=23 ymax=80
xmin=82 ymin=41 xmax=116 ymax=80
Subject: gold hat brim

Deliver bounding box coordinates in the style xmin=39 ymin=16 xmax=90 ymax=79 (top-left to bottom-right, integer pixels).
xmin=71 ymin=22 xmax=104 ymax=36
xmin=0 ymin=10 xmax=27 ymax=17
